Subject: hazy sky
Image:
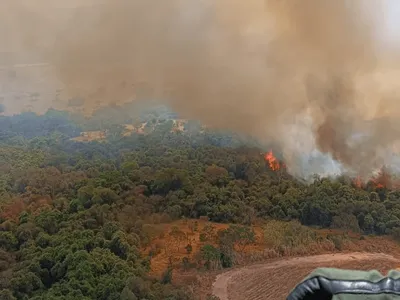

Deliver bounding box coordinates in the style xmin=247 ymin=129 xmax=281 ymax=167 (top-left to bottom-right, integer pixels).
xmin=1 ymin=1 xmax=400 ymax=62
xmin=384 ymin=0 xmax=400 ymax=42
xmin=2 ymin=0 xmax=400 ymax=180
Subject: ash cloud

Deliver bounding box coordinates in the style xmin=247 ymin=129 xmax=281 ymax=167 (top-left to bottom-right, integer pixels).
xmin=4 ymin=0 xmax=400 ymax=179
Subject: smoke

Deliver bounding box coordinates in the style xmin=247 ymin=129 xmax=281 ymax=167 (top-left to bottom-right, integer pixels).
xmin=3 ymin=0 xmax=400 ymax=179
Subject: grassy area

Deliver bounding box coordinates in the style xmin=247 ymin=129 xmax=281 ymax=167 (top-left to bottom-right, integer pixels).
xmin=142 ymin=219 xmax=400 ymax=279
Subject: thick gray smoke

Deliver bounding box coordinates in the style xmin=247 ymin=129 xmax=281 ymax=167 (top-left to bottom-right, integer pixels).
xmin=3 ymin=0 xmax=400 ymax=180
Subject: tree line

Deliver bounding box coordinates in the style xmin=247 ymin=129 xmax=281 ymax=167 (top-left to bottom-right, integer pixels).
xmin=1 ymin=108 xmax=400 ymax=299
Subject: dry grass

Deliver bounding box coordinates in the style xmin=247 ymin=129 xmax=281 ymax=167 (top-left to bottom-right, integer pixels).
xmin=70 ymin=130 xmax=106 ymax=142
xmin=142 ymin=219 xmax=238 ymax=276
xmin=140 ymin=219 xmax=400 ymax=299
xmin=142 ymin=219 xmax=400 ymax=277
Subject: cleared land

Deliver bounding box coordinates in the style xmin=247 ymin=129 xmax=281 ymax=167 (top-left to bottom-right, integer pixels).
xmin=212 ymin=252 xmax=400 ymax=300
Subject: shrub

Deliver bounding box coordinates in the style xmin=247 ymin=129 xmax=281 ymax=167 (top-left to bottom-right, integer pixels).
xmin=263 ymin=220 xmax=319 ymax=251
xmin=161 ymin=267 xmax=173 ymax=284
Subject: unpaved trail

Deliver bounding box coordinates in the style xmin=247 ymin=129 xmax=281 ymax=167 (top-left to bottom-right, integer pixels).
xmin=212 ymin=252 xmax=400 ymax=300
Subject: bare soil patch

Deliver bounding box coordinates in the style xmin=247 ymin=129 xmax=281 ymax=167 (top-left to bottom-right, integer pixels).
xmin=212 ymin=252 xmax=400 ymax=300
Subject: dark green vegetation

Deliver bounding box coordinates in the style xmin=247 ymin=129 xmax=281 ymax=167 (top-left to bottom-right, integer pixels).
xmin=0 ymin=105 xmax=400 ymax=299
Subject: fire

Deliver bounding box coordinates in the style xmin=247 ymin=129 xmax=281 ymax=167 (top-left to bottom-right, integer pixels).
xmin=352 ymin=167 xmax=399 ymax=190
xmin=353 ymin=176 xmax=362 ymax=189
xmin=370 ymin=168 xmax=391 ymax=189
xmin=265 ymin=150 xmax=280 ymax=171
xmin=262 ymin=150 xmax=400 ymax=190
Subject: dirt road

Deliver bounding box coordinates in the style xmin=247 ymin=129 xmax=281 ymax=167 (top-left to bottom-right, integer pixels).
xmin=212 ymin=252 xmax=400 ymax=300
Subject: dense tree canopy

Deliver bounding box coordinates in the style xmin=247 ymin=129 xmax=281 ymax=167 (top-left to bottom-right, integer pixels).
xmin=1 ymin=107 xmax=400 ymax=299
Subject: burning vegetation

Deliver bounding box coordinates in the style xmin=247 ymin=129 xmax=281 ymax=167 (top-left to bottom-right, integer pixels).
xmin=264 ymin=150 xmax=287 ymax=173
xmin=352 ymin=167 xmax=400 ymax=190
xmin=264 ymin=149 xmax=400 ymax=191
xmin=265 ymin=150 xmax=281 ymax=171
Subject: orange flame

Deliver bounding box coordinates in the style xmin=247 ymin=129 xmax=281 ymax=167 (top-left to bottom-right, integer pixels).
xmin=352 ymin=167 xmax=397 ymax=190
xmin=265 ymin=150 xmax=280 ymax=171
xmin=353 ymin=176 xmax=362 ymax=189
xmin=370 ymin=168 xmax=391 ymax=189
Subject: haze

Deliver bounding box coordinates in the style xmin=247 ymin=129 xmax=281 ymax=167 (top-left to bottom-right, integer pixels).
xmin=2 ymin=0 xmax=400 ymax=180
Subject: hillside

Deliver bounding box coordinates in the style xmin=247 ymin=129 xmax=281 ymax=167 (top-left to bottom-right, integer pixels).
xmin=140 ymin=218 xmax=400 ymax=299
xmin=142 ymin=219 xmax=400 ymax=277
xmin=1 ymin=108 xmax=400 ymax=299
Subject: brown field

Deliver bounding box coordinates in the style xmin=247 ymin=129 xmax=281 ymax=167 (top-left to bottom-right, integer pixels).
xmin=142 ymin=219 xmax=244 ymax=276
xmin=212 ymin=252 xmax=400 ymax=300
xmin=70 ymin=130 xmax=106 ymax=142
xmin=142 ymin=219 xmax=400 ymax=299
xmin=71 ymin=119 xmax=195 ymax=142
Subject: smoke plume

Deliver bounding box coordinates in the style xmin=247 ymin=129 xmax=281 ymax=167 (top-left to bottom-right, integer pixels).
xmin=3 ymin=0 xmax=400 ymax=179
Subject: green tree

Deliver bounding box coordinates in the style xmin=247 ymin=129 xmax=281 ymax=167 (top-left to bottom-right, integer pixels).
xmin=0 ymin=232 xmax=18 ymax=251
xmin=200 ymin=244 xmax=221 ymax=270
xmin=363 ymin=213 xmax=375 ymax=233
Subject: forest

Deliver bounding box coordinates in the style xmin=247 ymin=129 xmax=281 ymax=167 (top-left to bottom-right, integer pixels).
xmin=1 ymin=106 xmax=400 ymax=300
